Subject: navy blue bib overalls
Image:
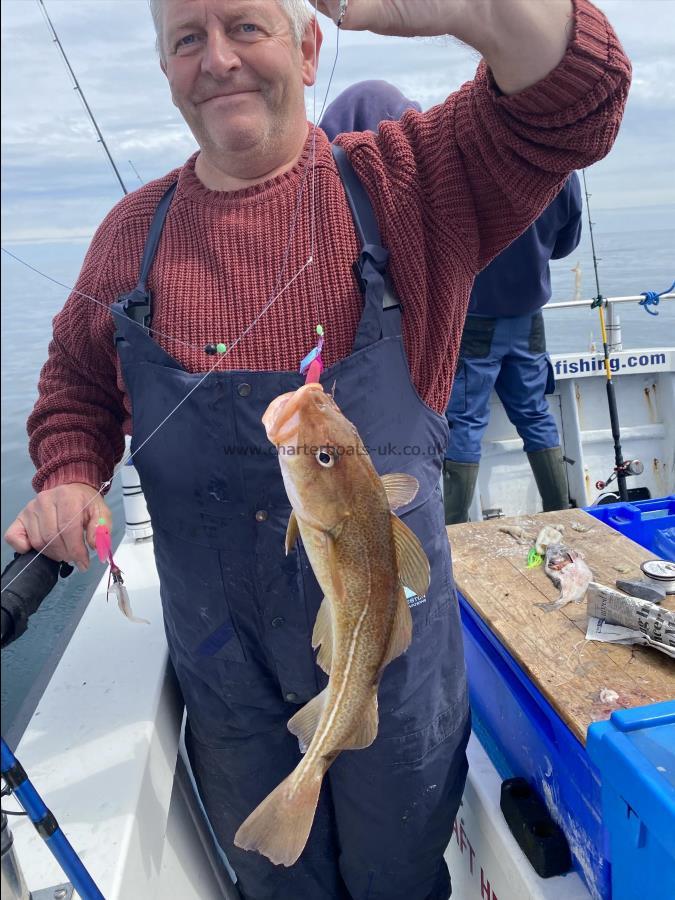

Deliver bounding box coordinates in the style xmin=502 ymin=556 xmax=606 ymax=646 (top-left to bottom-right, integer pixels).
xmin=113 ymin=148 xmax=469 ymax=900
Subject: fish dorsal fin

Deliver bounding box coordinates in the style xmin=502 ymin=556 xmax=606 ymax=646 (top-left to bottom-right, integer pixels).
xmin=311 ymin=597 xmax=333 ymax=675
xmin=381 ymin=473 xmax=419 ymax=511
xmin=285 ymin=510 xmax=299 ymax=555
xmin=381 ymin=586 xmax=413 ymax=668
xmin=287 ymin=688 xmax=328 ymax=754
xmin=391 ymin=514 xmax=430 ymax=596
xmin=339 ymin=693 xmax=379 ymax=750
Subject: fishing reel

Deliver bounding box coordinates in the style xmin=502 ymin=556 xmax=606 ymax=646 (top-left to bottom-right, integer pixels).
xmin=595 ymin=458 xmax=644 ymax=492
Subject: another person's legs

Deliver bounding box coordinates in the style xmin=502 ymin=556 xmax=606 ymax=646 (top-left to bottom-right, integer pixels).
xmin=445 ymin=317 xmax=502 ymax=523
xmin=494 ymin=312 xmax=569 ymax=510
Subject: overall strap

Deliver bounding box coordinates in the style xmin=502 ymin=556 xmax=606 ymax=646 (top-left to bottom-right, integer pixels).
xmin=116 ymin=181 xmax=178 ymax=334
xmin=331 ymin=145 xmax=400 ymax=314
xmin=331 ymin=146 xmax=402 ymax=352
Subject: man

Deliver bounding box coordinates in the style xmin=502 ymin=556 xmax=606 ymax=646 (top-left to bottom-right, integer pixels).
xmin=5 ymin=1 xmax=630 ymax=898
xmin=443 ymin=174 xmax=583 ymax=523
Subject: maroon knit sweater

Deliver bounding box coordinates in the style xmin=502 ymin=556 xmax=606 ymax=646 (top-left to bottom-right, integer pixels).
xmin=28 ymin=0 xmax=631 ymax=492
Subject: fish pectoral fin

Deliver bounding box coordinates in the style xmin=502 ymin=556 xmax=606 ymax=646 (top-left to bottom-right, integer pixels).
xmin=381 ymin=473 xmax=419 ymax=510
xmin=391 ymin=514 xmax=430 ymax=596
xmin=287 ymin=688 xmax=328 ymax=754
xmin=382 ymin=586 xmax=413 ymax=667
xmin=339 ymin=694 xmax=379 ymax=750
xmin=285 ymin=510 xmax=300 ymax=555
xmin=312 ymin=597 xmax=333 ymax=675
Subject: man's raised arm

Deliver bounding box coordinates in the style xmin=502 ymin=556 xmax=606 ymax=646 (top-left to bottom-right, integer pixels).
xmin=318 ymin=0 xmax=573 ymax=95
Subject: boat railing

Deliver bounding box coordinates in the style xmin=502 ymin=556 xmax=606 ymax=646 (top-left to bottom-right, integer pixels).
xmin=545 ymin=292 xmax=674 ymax=311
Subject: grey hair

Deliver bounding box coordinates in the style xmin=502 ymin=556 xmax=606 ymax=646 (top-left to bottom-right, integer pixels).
xmin=149 ymin=0 xmax=314 ymax=57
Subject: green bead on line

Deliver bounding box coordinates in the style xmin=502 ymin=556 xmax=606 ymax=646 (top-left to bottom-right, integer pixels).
xmin=316 ymin=325 xmax=324 ymax=336
xmin=216 ymin=343 xmax=227 ymax=354
xmin=98 ymin=517 xmax=107 ymax=526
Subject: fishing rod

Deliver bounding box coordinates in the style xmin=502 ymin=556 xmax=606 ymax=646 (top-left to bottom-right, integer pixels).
xmin=129 ymin=159 xmax=144 ymax=186
xmin=1 ymin=740 xmax=105 ymax=900
xmin=36 ymin=0 xmax=128 ymax=196
xmin=581 ymin=169 xmax=634 ymax=503
xmin=1 ymin=555 xmax=103 ymax=899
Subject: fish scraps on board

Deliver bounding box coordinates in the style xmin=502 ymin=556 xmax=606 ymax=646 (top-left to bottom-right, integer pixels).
xmin=537 ymin=543 xmax=593 ymax=612
xmin=534 ymin=524 xmax=565 ymax=556
xmin=234 ymin=382 xmax=430 ymax=866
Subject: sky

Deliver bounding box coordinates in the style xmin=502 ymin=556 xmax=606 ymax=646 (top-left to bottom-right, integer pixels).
xmin=1 ymin=0 xmax=674 ymax=251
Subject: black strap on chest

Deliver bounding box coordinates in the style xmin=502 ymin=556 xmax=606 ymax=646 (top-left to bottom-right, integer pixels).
xmin=117 ymin=181 xmax=177 ymax=332
xmin=330 ymin=145 xmax=400 ymax=311
xmin=118 ymin=146 xmax=398 ymax=334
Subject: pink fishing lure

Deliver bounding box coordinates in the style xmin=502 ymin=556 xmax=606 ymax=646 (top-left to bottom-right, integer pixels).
xmin=96 ymin=518 xmax=148 ymax=624
xmin=95 ymin=521 xmax=113 ymax=564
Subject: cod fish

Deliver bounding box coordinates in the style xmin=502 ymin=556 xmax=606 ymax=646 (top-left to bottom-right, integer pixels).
xmin=537 ymin=543 xmax=593 ymax=612
xmin=234 ymin=382 xmax=430 ymax=866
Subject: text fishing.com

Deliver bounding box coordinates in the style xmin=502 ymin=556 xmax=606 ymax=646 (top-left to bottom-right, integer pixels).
xmin=553 ymin=352 xmax=667 ymax=376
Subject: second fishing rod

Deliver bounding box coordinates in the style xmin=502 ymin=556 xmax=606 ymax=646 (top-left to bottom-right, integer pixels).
xmin=581 ymin=169 xmax=632 ymax=503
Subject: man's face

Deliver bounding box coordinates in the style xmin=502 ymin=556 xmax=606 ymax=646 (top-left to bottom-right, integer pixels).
xmin=160 ymin=0 xmax=319 ymax=160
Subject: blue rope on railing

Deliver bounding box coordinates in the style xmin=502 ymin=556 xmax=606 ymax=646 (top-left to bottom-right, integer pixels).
xmin=639 ymin=280 xmax=675 ymax=316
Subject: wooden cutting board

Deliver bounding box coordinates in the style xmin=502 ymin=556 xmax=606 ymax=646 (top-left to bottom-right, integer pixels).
xmin=447 ymin=508 xmax=675 ymax=744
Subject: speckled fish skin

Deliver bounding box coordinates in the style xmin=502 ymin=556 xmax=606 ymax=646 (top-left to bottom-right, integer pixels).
xmin=234 ymin=383 xmax=429 ymax=867
xmin=538 ymin=542 xmax=593 ymax=611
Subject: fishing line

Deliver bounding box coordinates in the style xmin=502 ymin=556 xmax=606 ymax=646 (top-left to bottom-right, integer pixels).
xmin=1 ymin=247 xmax=204 ymax=355
xmin=2 ymin=6 xmax=347 ymax=593
xmin=310 ymin=6 xmax=343 ymax=262
xmin=308 ymin=2 xmax=344 ymax=355
xmin=0 ymin=253 xmax=314 ymax=595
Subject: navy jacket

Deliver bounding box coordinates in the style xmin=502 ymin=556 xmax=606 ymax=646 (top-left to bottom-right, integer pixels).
xmin=320 ymin=79 xmax=421 ymax=139
xmin=468 ymin=174 xmax=582 ymax=317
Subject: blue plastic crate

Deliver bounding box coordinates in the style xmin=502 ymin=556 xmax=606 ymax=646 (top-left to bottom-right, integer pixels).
xmin=458 ymin=495 xmax=675 ymax=897
xmin=587 ymin=703 xmax=675 ymax=900
xmin=459 ymin=595 xmax=610 ymax=898
xmin=585 ymin=495 xmax=675 ymax=557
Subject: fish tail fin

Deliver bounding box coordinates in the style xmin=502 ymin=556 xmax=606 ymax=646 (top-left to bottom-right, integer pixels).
xmin=234 ymin=765 xmax=325 ymax=867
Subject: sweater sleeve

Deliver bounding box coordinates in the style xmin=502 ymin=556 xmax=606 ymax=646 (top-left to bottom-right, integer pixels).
xmin=452 ymin=0 xmax=630 ymax=272
xmin=342 ymin=0 xmax=630 ymax=275
xmin=27 ymin=212 xmax=128 ymax=493
xmin=336 ymin=0 xmax=630 ymax=409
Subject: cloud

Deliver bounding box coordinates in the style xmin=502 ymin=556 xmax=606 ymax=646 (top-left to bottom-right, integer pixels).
xmin=2 ymin=0 xmax=674 ymax=245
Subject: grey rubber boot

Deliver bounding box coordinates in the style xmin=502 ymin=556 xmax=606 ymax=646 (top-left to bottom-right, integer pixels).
xmin=527 ymin=446 xmax=570 ymax=512
xmin=443 ymin=460 xmax=480 ymax=525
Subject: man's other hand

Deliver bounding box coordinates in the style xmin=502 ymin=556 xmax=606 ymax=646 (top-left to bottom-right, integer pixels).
xmin=4 ymin=484 xmax=112 ymax=572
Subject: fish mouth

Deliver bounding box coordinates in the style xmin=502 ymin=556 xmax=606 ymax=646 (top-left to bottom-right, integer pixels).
xmin=262 ymin=382 xmax=325 ymax=446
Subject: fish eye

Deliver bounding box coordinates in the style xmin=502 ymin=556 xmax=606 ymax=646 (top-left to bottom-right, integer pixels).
xmin=316 ymin=447 xmax=336 ymax=468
